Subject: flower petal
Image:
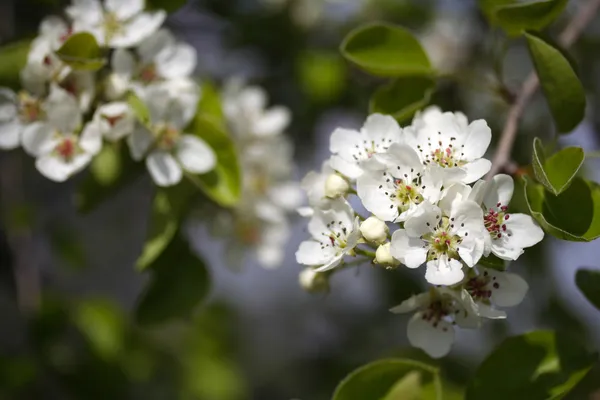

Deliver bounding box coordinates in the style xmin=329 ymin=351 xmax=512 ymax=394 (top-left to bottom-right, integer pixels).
xmin=295 ymin=240 xmax=335 ymax=266
xmin=475 ymin=302 xmax=507 ymax=319
xmin=462 ymin=119 xmax=492 ymax=160
xmin=407 ymin=312 xmax=455 ymax=359
xmin=357 ymin=170 xmax=398 ymax=222
xmin=138 ymin=29 xmax=174 ymax=64
xmin=112 ymin=11 xmax=166 ymax=48
xmin=79 ymin=122 xmax=103 ymax=155
xmin=390 ymin=229 xmax=427 ymax=269
xmin=253 ymin=106 xmax=291 ymax=136
xmin=314 ymin=254 xmax=344 ymax=272
xmin=461 ymin=158 xmax=491 ymax=184
xmin=329 ymin=155 xmax=362 ymax=179
xmin=146 ymin=151 xmax=183 ymax=187
xmin=489 ymin=270 xmax=529 ymax=307
xmin=330 ymin=128 xmax=362 ymax=157
xmin=21 ymin=122 xmax=56 ymax=156
xmin=361 ymin=113 xmax=402 ymax=143
xmin=36 ymin=153 xmax=91 ymax=182
xmin=176 ymin=134 xmax=216 ymax=174
xmin=404 ymin=201 xmax=441 ymax=238
xmin=389 ymin=293 xmax=429 ymax=314
xmin=156 ymin=43 xmax=197 ymax=79
xmin=0 ymin=121 xmax=22 ymax=149
xmin=105 ymin=0 xmax=144 ymax=21
xmin=483 ymin=174 xmax=514 ymax=209
xmin=127 ymin=126 xmax=153 ymax=161
xmin=425 ymin=257 xmax=464 ymax=286
xmin=0 ymin=88 xmax=17 ymax=121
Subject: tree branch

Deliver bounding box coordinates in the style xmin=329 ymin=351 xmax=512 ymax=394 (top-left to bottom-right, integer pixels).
xmin=487 ymin=0 xmax=600 ymax=178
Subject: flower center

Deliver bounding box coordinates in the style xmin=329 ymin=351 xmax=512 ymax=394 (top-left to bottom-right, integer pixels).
xmin=155 ymin=124 xmax=180 ymax=151
xmin=103 ymin=12 xmax=123 ymax=41
xmin=55 ymin=137 xmax=77 ymax=161
xmin=60 ymin=77 xmax=78 ymax=97
xmin=59 ymin=27 xmax=73 ymax=43
xmin=465 ymin=270 xmax=500 ymax=301
xmin=319 ymin=219 xmax=350 ymax=252
xmin=139 ymin=64 xmax=158 ymax=83
xmin=351 ymin=138 xmax=394 ymax=162
xmin=484 ymin=203 xmax=511 ymax=240
xmin=102 ymin=113 xmax=124 ymax=127
xmin=18 ymin=93 xmax=44 ymax=123
xmin=378 ymin=169 xmax=425 ymax=214
xmin=418 ymin=133 xmax=466 ymax=168
xmin=422 ymin=217 xmax=462 ymax=261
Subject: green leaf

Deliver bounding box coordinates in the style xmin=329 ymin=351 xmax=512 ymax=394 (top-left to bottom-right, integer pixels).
xmin=370 ymin=76 xmax=435 ymax=123
xmin=494 ymin=0 xmax=568 ymax=36
xmin=135 ymin=234 xmax=210 ymax=326
xmin=340 ymin=22 xmax=431 ymax=77
xmin=532 ymin=137 xmax=584 ymax=195
xmin=75 ymin=143 xmax=144 ymax=213
xmin=478 ymin=254 xmax=507 ymax=271
xmin=466 ymin=330 xmax=595 ymax=400
xmin=0 ymin=40 xmax=30 ymax=90
xmin=523 ymin=176 xmax=600 ymax=241
xmin=575 ymin=269 xmax=600 ymax=311
xmin=298 ymin=51 xmax=346 ymax=103
xmin=72 ymin=299 xmax=125 ymax=361
xmin=197 ymin=81 xmax=224 ymax=125
xmin=477 ymin=0 xmax=518 ymax=23
xmin=525 ymin=32 xmax=586 ymax=133
xmin=146 ymin=0 xmax=187 ymax=13
xmin=127 ymin=91 xmax=150 ymax=126
xmin=190 ymin=114 xmax=241 ymax=207
xmin=55 ymin=32 xmax=105 ymax=71
xmin=332 ymin=358 xmax=441 ymax=400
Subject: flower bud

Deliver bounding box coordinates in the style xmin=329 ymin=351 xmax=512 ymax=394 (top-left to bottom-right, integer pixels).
xmin=325 ymin=173 xmax=350 ymax=198
xmin=360 ymin=216 xmax=389 ymax=244
xmin=299 ymin=267 xmax=330 ymax=293
xmin=104 ymin=73 xmax=128 ymax=101
xmin=375 ymin=243 xmax=400 ymax=267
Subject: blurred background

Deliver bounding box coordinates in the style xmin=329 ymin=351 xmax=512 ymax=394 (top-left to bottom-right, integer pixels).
xmin=1 ymin=0 xmax=600 ymax=398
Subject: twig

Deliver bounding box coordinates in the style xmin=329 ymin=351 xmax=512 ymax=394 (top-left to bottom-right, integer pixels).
xmin=487 ymin=0 xmax=600 ymax=178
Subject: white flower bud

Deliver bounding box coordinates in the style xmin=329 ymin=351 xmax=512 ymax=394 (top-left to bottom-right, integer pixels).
xmin=104 ymin=73 xmax=128 ymax=101
xmin=375 ymin=243 xmax=399 ymax=266
xmin=325 ymin=173 xmax=350 ymax=198
xmin=360 ymin=216 xmax=389 ymax=244
xmin=299 ymin=268 xmax=330 ymax=293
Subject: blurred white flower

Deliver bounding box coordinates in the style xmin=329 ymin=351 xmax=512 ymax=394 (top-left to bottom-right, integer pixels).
xmin=0 ymin=89 xmax=47 ymax=150
xmin=67 ymin=0 xmax=166 ymax=48
xmin=91 ymin=102 xmax=135 ymax=142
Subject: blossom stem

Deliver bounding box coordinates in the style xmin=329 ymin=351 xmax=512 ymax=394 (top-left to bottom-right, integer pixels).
xmin=487 ymin=0 xmax=600 ymax=179
xmin=355 ymin=247 xmax=376 ymax=259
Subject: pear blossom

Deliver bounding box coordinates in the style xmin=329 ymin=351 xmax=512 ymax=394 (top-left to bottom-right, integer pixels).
xmin=295 ymin=198 xmax=360 ymax=272
xmin=128 ymin=83 xmax=215 ymax=187
xmin=21 ymin=86 xmax=101 ymax=181
xmin=0 ymin=89 xmax=47 ymax=150
xmin=89 ymin=102 xmax=135 ymax=141
xmin=390 ymin=200 xmax=486 ymax=286
xmin=478 ymin=174 xmax=544 ymax=260
xmin=357 ymin=143 xmax=448 ymax=222
xmin=329 ymin=114 xmax=402 ymax=179
xmin=406 ymin=106 xmax=492 ymax=183
xmin=59 ymin=70 xmax=96 ymax=112
xmin=222 ymin=79 xmax=291 ymax=140
xmin=325 ymin=173 xmax=350 ymax=198
xmin=463 ymin=266 xmax=528 ymax=319
xmin=107 ymin=29 xmax=197 ymax=98
xmin=67 ymin=0 xmax=166 ymax=48
xmin=390 ymin=287 xmax=480 ymax=358
xmin=360 ymin=216 xmax=388 ymax=244
xmin=375 ymin=242 xmax=399 ymax=267
xmin=298 ymin=160 xmax=335 ymax=217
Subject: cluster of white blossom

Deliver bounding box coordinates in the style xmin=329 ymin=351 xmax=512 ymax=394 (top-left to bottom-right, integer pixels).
xmin=296 ymin=107 xmax=544 ymax=358
xmin=0 ymin=0 xmax=216 ymax=186
xmin=207 ymin=79 xmax=302 ymax=269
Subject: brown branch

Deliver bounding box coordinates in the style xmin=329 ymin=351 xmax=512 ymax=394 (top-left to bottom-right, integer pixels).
xmin=487 ymin=0 xmax=600 ymax=178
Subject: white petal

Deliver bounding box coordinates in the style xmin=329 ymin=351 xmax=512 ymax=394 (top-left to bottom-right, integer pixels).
xmin=489 ymin=270 xmax=529 ymax=307
xmin=0 ymin=88 xmax=17 ymax=120
xmin=127 ymin=126 xmax=153 ymax=161
xmin=79 ymin=122 xmax=103 ymax=155
xmin=462 ymin=119 xmax=492 ymax=160
xmin=330 ymin=128 xmax=362 ymax=157
xmin=66 ymin=0 xmax=103 ymax=24
xmin=21 ymin=122 xmax=56 ymax=156
xmin=138 ymin=29 xmax=174 ymax=64
xmin=476 ymin=303 xmax=507 ymax=319
xmin=390 ymin=229 xmax=427 ymax=269
xmin=438 ymin=183 xmax=472 ymax=215
xmin=252 ymin=107 xmax=291 ymax=136
xmin=357 ymin=171 xmax=398 ymax=222
xmin=0 ymin=121 xmax=22 ymax=149
xmin=461 ymin=159 xmax=492 ymax=184
xmin=404 ymin=201 xmax=441 ymax=237
xmin=45 ymin=85 xmax=81 ymax=132
xmin=146 ymin=151 xmax=183 ymax=187
xmin=295 ymin=240 xmax=336 ymax=266
xmin=407 ymin=312 xmax=455 ymax=359
xmin=256 ymin=242 xmax=284 ymax=269
xmin=111 ymin=49 xmax=136 ymax=78
xmin=378 ymin=143 xmax=423 ymax=174
xmin=269 ymin=182 xmax=304 ymax=210
xmin=484 ymin=174 xmax=514 ymax=209
xmin=329 ymin=155 xmax=363 ymax=179
xmin=451 ymin=200 xmax=485 ymax=235
xmin=176 ymin=134 xmax=216 ymax=174
xmin=36 ymin=153 xmax=91 ymax=182
xmin=96 ymin=102 xmax=134 ymax=141
xmin=389 ymin=293 xmax=429 ymax=314
xmin=156 ymin=43 xmax=197 ymax=79
xmin=297 ymin=207 xmax=314 ymax=217
xmin=499 ymin=214 xmax=544 ymax=256
xmin=314 ymin=254 xmax=344 ymax=272
xmin=425 ymin=257 xmax=464 ymax=286
xmin=111 ymin=11 xmax=166 ymax=48
xmin=361 ymin=113 xmax=402 ymax=143
xmin=105 ymin=0 xmax=144 ymax=20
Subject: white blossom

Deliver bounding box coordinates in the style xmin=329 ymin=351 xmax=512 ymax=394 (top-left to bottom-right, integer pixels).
xmin=295 ymin=198 xmax=360 ymax=272
xmin=390 ymin=200 xmax=486 ymax=286
xmin=127 ymin=82 xmax=216 ymax=187
xmin=67 ymin=0 xmax=166 ymax=48
xmin=222 ymin=79 xmax=291 ymax=140
xmin=390 ymin=287 xmax=480 ymax=358
xmin=463 ymin=267 xmax=528 ymax=319
xmin=0 ymin=89 xmax=46 ymax=150
xmin=90 ymin=102 xmax=135 ymax=142
xmin=21 ymin=86 xmax=101 ymax=181
xmin=329 ymin=113 xmax=402 ymax=179
xmin=360 ymin=216 xmax=388 ymax=244
xmin=298 ymin=160 xmax=334 ymax=217
xmin=299 ymin=267 xmax=330 ymax=293
xmin=108 ymin=29 xmax=197 ymax=97
xmin=357 ymin=143 xmax=447 ymax=222
xmin=324 ymin=173 xmax=350 ymax=198
xmin=375 ymin=242 xmax=399 ymax=266
xmin=406 ymin=106 xmax=492 ymax=183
